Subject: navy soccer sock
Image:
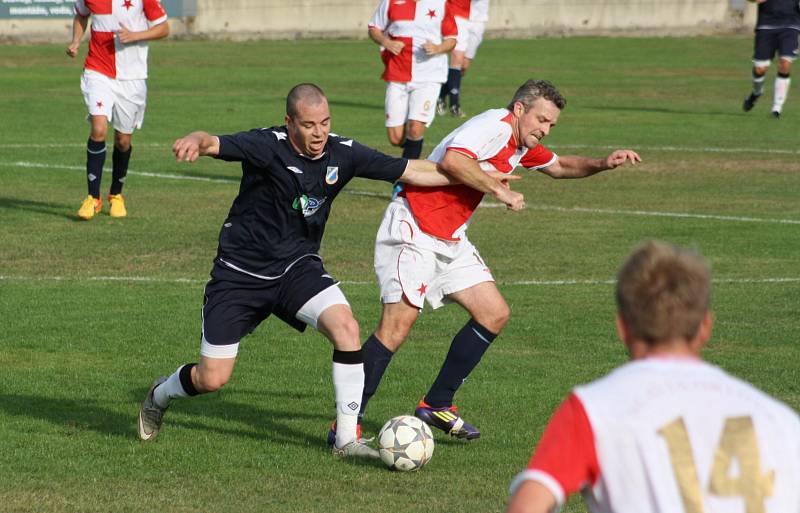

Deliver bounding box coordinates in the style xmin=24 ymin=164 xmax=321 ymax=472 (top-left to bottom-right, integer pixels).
xmin=86 ymin=138 xmax=106 ymax=198
xmin=424 ymin=319 xmax=497 ymax=408
xmin=359 ymin=334 xmax=395 ymax=419
xmin=401 ymin=138 xmax=423 ymax=159
xmin=447 ymin=68 xmax=462 ymax=108
xmin=438 ymin=82 xmax=448 ymax=102
xmin=110 ymin=145 xmax=132 ymax=195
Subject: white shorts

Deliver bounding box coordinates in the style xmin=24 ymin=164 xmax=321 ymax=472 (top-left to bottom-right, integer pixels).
xmin=454 ymin=18 xmax=485 ymax=60
xmin=374 ymin=197 xmax=494 ymax=310
xmin=80 ymin=69 xmax=147 ymax=134
xmin=384 ymin=81 xmax=441 ymax=128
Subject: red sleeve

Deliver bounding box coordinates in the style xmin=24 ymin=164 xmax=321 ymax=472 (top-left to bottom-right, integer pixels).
xmin=441 ymin=3 xmax=458 ymax=38
xmin=143 ymin=0 xmax=167 ymax=21
xmin=520 ymin=144 xmax=556 ymax=170
xmin=527 ymin=393 xmax=599 ymax=495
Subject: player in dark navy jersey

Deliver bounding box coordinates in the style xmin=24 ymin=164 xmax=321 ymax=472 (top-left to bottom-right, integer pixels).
xmin=136 ymin=83 xmax=521 ymax=458
xmin=743 ymin=0 xmax=800 ymax=117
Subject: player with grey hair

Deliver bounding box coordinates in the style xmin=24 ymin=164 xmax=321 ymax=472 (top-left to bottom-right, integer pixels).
xmin=327 ymin=79 xmax=640 ymax=444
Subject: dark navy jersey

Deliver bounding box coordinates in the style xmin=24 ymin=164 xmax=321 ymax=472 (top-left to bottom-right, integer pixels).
xmin=756 ymin=0 xmax=800 ymax=29
xmin=213 ymin=126 xmax=407 ymax=278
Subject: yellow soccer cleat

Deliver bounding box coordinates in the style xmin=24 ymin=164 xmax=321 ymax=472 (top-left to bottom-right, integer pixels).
xmin=108 ymin=194 xmax=127 ymax=218
xmin=78 ymin=195 xmax=102 ymax=220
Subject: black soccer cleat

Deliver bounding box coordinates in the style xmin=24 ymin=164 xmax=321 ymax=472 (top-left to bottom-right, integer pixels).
xmin=772 ymin=110 xmax=781 ymax=119
xmin=743 ymin=93 xmax=760 ymax=112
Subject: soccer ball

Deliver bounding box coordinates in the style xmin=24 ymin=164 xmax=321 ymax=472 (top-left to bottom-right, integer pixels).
xmin=377 ymin=415 xmax=435 ymax=471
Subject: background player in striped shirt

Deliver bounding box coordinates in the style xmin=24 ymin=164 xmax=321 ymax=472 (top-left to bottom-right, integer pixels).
xmin=437 ymin=0 xmax=490 ymax=118
xmin=67 ymin=0 xmax=169 ymax=220
xmin=368 ymin=0 xmax=457 ymax=160
xmin=507 ymin=241 xmax=800 ymax=513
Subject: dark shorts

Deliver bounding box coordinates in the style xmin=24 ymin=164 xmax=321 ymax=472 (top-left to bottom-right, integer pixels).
xmin=754 ymin=28 xmax=800 ymax=61
xmin=201 ymin=257 xmax=338 ymax=346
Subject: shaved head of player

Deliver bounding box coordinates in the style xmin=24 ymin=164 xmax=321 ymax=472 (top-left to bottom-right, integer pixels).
xmin=285 ymin=83 xmax=331 ymax=159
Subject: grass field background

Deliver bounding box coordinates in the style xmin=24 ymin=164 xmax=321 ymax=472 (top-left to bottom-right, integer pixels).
xmin=1 ymin=36 xmax=799 ymax=512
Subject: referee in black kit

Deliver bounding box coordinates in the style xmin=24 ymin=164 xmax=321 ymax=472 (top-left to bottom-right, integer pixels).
xmin=137 ymin=83 xmax=476 ymax=458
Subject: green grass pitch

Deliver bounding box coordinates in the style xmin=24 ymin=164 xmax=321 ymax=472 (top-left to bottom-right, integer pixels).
xmin=1 ymin=36 xmax=799 ymax=512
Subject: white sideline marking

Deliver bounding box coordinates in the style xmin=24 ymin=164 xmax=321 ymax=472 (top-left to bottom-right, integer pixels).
xmin=1 ymin=275 xmax=799 ymax=287
xmin=3 ymin=142 xmax=800 ymax=156
xmin=4 ymin=160 xmax=800 ymax=225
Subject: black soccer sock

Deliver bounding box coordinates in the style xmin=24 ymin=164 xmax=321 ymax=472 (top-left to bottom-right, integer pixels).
xmin=110 ymin=145 xmax=132 ymax=195
xmin=447 ymin=67 xmax=462 ymax=107
xmin=359 ymin=334 xmax=395 ymax=418
xmin=401 ymin=138 xmax=423 ymax=159
xmin=438 ymin=82 xmax=448 ymax=102
xmin=86 ymin=138 xmax=106 ymax=198
xmin=424 ymin=319 xmax=497 ymax=408
xmin=752 ymin=69 xmax=766 ymax=96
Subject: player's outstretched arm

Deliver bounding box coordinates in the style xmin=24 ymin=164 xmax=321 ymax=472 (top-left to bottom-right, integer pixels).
xmin=172 ymin=131 xmax=220 ymax=162
xmin=66 ymin=14 xmax=89 ymax=58
xmin=118 ymin=21 xmax=169 ymax=44
xmin=541 ymin=149 xmax=641 ymax=179
xmin=439 ymin=150 xmax=526 ymax=211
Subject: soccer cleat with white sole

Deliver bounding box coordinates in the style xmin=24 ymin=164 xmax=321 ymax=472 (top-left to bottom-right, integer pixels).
xmin=138 ymin=376 xmax=168 ymax=441
xmin=331 ymin=438 xmax=380 ymax=459
xmin=415 ymin=399 xmax=480 ymax=440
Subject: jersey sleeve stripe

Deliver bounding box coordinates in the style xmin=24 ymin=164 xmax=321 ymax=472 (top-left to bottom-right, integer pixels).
xmin=447 ymin=147 xmax=477 ymax=159
xmin=527 ymin=152 xmax=557 ymax=170
xmin=508 ymin=469 xmax=566 ymax=507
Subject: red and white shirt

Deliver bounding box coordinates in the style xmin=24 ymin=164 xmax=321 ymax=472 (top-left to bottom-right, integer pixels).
xmin=402 ymin=108 xmax=556 ymax=241
xmin=74 ymin=0 xmax=167 ymax=80
xmin=368 ymin=0 xmax=457 ymax=84
xmin=447 ymin=0 xmax=489 ymax=22
xmin=510 ymin=358 xmax=800 ymax=513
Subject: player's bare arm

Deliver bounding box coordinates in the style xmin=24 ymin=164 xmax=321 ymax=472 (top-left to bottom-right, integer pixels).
xmin=172 ymin=131 xmax=220 ymax=162
xmin=66 ymin=14 xmax=89 ymax=58
xmin=541 ymin=149 xmax=641 ymax=179
xmin=423 ymin=37 xmax=456 ymax=56
xmin=440 ymin=149 xmax=526 ymax=211
xmin=506 ymin=480 xmax=557 ymax=513
xmin=368 ymin=26 xmax=405 ymax=55
xmin=398 ymin=159 xmax=522 ymax=188
xmin=118 ymin=21 xmax=169 ymax=44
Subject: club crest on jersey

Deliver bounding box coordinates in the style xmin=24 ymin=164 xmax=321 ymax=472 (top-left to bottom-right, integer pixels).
xmin=325 ymin=166 xmax=339 ymax=185
xmin=293 ymin=194 xmax=327 ymax=217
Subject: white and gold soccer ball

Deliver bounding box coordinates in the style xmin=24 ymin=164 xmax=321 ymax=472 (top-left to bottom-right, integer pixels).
xmin=377 ymin=415 xmax=435 ymax=471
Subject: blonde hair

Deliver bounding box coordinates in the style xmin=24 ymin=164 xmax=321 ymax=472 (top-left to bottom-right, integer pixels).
xmin=616 ymin=241 xmax=711 ymax=344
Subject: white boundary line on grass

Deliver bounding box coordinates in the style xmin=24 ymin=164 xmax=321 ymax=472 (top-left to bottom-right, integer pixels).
xmin=3 ymin=160 xmax=800 ymax=225
xmin=1 ymin=275 xmax=799 ymax=287
xmin=3 ymin=142 xmax=800 ymax=156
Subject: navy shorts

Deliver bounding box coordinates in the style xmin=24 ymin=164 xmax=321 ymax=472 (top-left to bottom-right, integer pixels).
xmin=754 ymin=28 xmax=800 ymax=61
xmin=201 ymin=257 xmax=338 ymax=346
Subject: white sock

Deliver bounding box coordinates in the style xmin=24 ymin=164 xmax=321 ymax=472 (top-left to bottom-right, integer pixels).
xmin=332 ymin=361 xmax=364 ymax=448
xmin=153 ymin=364 xmax=192 ymax=408
xmin=773 ymin=76 xmax=791 ymax=112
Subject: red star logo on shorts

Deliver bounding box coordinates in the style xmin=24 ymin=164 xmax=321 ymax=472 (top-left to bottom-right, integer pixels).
xmin=427 ymin=9 xmax=436 ymax=18
xmin=122 ymin=0 xmax=133 ymax=10
xmin=96 ymin=100 xmax=104 ymax=108
xmin=417 ymin=283 xmax=428 ymax=295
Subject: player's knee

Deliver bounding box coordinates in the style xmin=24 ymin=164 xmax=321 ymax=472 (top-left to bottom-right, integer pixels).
xmin=341 ymin=316 xmax=361 ymax=344
xmin=754 ymin=66 xmax=768 ymax=76
xmin=388 ymin=133 xmax=404 ymax=146
xmin=195 ymin=369 xmax=229 ymax=392
xmin=479 ymin=305 xmax=510 ymax=333
xmin=407 ymin=125 xmax=425 ymax=140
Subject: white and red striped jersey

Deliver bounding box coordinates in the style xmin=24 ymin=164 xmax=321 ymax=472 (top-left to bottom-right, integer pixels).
xmin=448 ymin=0 xmax=489 ymax=22
xmin=74 ymin=0 xmax=167 ymax=80
xmin=401 ymin=108 xmax=556 ymax=241
xmin=510 ymin=357 xmax=800 ymax=513
xmin=368 ymin=0 xmax=457 ymax=84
